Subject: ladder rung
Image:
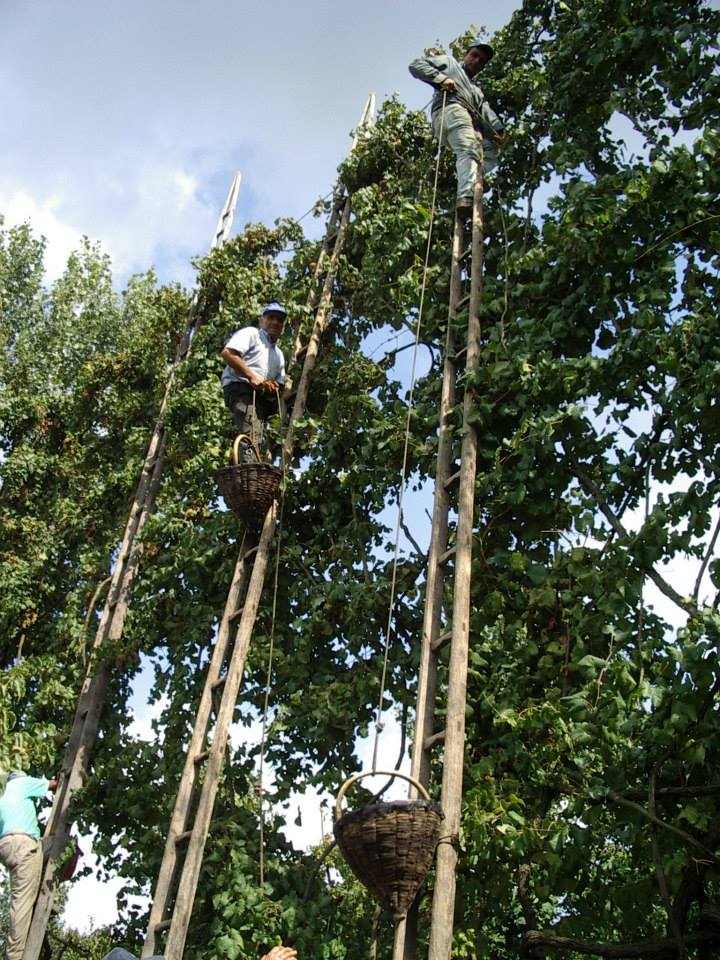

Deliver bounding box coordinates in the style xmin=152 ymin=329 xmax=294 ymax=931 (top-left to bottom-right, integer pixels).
xmin=456 ymin=294 xmax=470 ymax=309
xmin=438 ymin=546 xmax=456 ymax=566
xmin=228 ymin=607 xmax=244 ymax=621
xmin=155 ymin=919 xmax=172 ymax=933
xmin=423 ymin=730 xmax=446 ymax=751
xmin=174 ymin=830 xmax=193 ymax=845
xmin=444 ymin=470 xmax=461 ymax=490
xmin=194 ymin=750 xmax=210 ymax=765
xmin=459 ymin=245 xmax=473 ymax=263
xmin=211 ymin=675 xmax=227 ymax=690
xmin=241 ymin=545 xmax=259 ymax=563
xmin=432 ymin=631 xmax=452 ymax=653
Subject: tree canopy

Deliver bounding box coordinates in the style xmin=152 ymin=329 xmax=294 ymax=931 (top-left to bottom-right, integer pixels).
xmin=1 ymin=1 xmax=719 ymax=957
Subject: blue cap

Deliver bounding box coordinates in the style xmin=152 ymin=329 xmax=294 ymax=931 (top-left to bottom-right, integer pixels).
xmin=8 ymin=770 xmax=25 ymax=781
xmin=468 ymin=37 xmax=494 ymax=60
xmin=262 ymin=302 xmax=287 ymax=316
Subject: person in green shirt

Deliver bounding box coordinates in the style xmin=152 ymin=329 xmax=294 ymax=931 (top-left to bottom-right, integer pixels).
xmin=0 ymin=770 xmax=57 ymax=960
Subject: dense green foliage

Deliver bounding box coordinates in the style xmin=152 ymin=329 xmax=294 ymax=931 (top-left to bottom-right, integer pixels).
xmin=2 ymin=0 xmax=719 ymax=957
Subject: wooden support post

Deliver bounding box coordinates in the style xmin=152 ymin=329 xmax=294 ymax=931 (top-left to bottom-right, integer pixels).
xmin=393 ymin=917 xmax=408 ymax=960
xmin=427 ymin=175 xmax=485 ymax=960
xmin=162 ymin=510 xmax=277 ymax=960
xmin=141 ymin=530 xmax=256 ymax=956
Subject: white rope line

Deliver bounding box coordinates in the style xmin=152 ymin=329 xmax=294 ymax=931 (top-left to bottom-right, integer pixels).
xmin=257 ymin=493 xmax=284 ymax=888
xmin=371 ymin=94 xmax=448 ymax=773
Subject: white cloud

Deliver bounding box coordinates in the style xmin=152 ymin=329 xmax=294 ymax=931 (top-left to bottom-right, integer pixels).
xmin=1 ymin=187 xmax=82 ymax=282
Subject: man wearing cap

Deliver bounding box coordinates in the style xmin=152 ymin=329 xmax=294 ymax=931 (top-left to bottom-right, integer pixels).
xmin=409 ymin=37 xmax=504 ymax=214
xmin=0 ymin=770 xmax=57 ymax=960
xmin=221 ymin=303 xmax=287 ymax=463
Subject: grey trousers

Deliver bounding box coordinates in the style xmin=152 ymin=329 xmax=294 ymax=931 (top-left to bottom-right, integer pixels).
xmin=0 ymin=833 xmax=43 ymax=960
xmin=230 ymin=398 xmax=271 ymax=464
xmin=432 ymin=102 xmax=498 ymax=198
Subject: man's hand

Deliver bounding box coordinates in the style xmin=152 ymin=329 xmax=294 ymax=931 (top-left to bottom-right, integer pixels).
xmin=440 ymin=77 xmax=456 ymax=93
xmin=261 ymin=380 xmax=280 ymax=394
xmin=493 ymin=131 xmax=506 ymax=145
xmin=261 ymin=947 xmax=297 ymax=960
xmin=48 ymin=778 xmax=58 ymax=791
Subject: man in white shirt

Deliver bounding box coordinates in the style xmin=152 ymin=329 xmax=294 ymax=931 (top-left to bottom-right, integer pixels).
xmin=221 ymin=303 xmax=287 ymax=462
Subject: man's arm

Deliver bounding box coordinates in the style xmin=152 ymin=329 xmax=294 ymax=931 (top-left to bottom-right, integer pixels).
xmin=409 ymin=54 xmax=450 ymax=89
xmin=221 ymin=347 xmax=264 ymax=390
xmin=21 ymin=776 xmax=54 ymax=798
xmin=480 ymin=100 xmax=504 ymax=140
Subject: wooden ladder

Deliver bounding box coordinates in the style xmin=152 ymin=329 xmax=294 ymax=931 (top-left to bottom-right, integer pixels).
xmin=402 ymin=175 xmax=487 ymax=960
xmin=141 ymin=96 xmax=375 ymax=960
xmin=23 ymin=172 xmax=242 ymax=960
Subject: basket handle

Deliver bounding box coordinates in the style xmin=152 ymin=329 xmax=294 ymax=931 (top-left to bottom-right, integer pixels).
xmin=334 ymin=770 xmax=431 ymax=821
xmin=231 ymin=433 xmax=262 ymax=466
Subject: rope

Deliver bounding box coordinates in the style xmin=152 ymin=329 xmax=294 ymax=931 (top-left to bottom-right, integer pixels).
xmin=370 ymin=94 xmax=447 ymax=773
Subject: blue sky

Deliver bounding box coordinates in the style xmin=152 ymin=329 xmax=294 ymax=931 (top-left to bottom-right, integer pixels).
xmin=1 ymin=0 xmax=523 ymax=287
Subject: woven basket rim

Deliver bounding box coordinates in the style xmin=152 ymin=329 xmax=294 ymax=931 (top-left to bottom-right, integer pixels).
xmin=215 ymin=462 xmax=283 ymax=480
xmin=334 ymin=798 xmax=443 ymax=831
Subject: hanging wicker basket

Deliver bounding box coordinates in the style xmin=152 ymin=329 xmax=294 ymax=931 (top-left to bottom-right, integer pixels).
xmin=215 ymin=434 xmax=283 ymax=527
xmin=333 ymin=770 xmax=443 ymax=921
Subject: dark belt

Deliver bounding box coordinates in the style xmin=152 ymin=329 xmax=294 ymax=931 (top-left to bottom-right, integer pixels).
xmin=223 ymin=382 xmax=278 ymax=420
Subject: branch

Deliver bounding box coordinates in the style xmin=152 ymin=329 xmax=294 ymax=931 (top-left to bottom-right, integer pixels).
xmin=648 ymin=768 xmax=686 ymax=956
xmin=563 ymin=444 xmax=699 ymax=618
xmin=287 ymin=553 xmax=321 ymax=588
xmin=523 ymin=929 xmax=720 ymax=959
xmin=302 ymin=836 xmax=337 ymax=902
xmin=624 ymin=784 xmax=720 ymax=801
xmin=607 ymin=789 xmax=720 ymax=866
xmin=672 ymin=812 xmax=720 ymax=932
xmin=351 ymin=493 xmax=371 ymax=584
xmin=633 ymin=214 xmax=720 ymax=263
xmin=401 ymin=518 xmax=426 ymax=560
xmin=80 ymin=575 xmax=112 ymax=667
xmin=693 ymin=507 xmax=720 ymax=602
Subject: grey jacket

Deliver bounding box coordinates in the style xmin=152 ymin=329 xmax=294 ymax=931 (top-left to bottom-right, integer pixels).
xmin=409 ymin=54 xmax=503 ymax=138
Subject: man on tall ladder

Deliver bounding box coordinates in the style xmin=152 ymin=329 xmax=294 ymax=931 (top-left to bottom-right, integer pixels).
xmin=221 ymin=302 xmax=287 ymax=463
xmin=409 ymin=36 xmax=505 ymax=216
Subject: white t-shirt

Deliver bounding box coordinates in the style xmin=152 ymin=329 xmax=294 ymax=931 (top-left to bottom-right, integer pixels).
xmin=221 ymin=326 xmax=286 ymax=388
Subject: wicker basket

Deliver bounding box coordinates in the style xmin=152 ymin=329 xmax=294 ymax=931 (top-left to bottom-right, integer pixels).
xmin=215 ymin=435 xmax=283 ymax=527
xmin=333 ymin=771 xmax=443 ymax=920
